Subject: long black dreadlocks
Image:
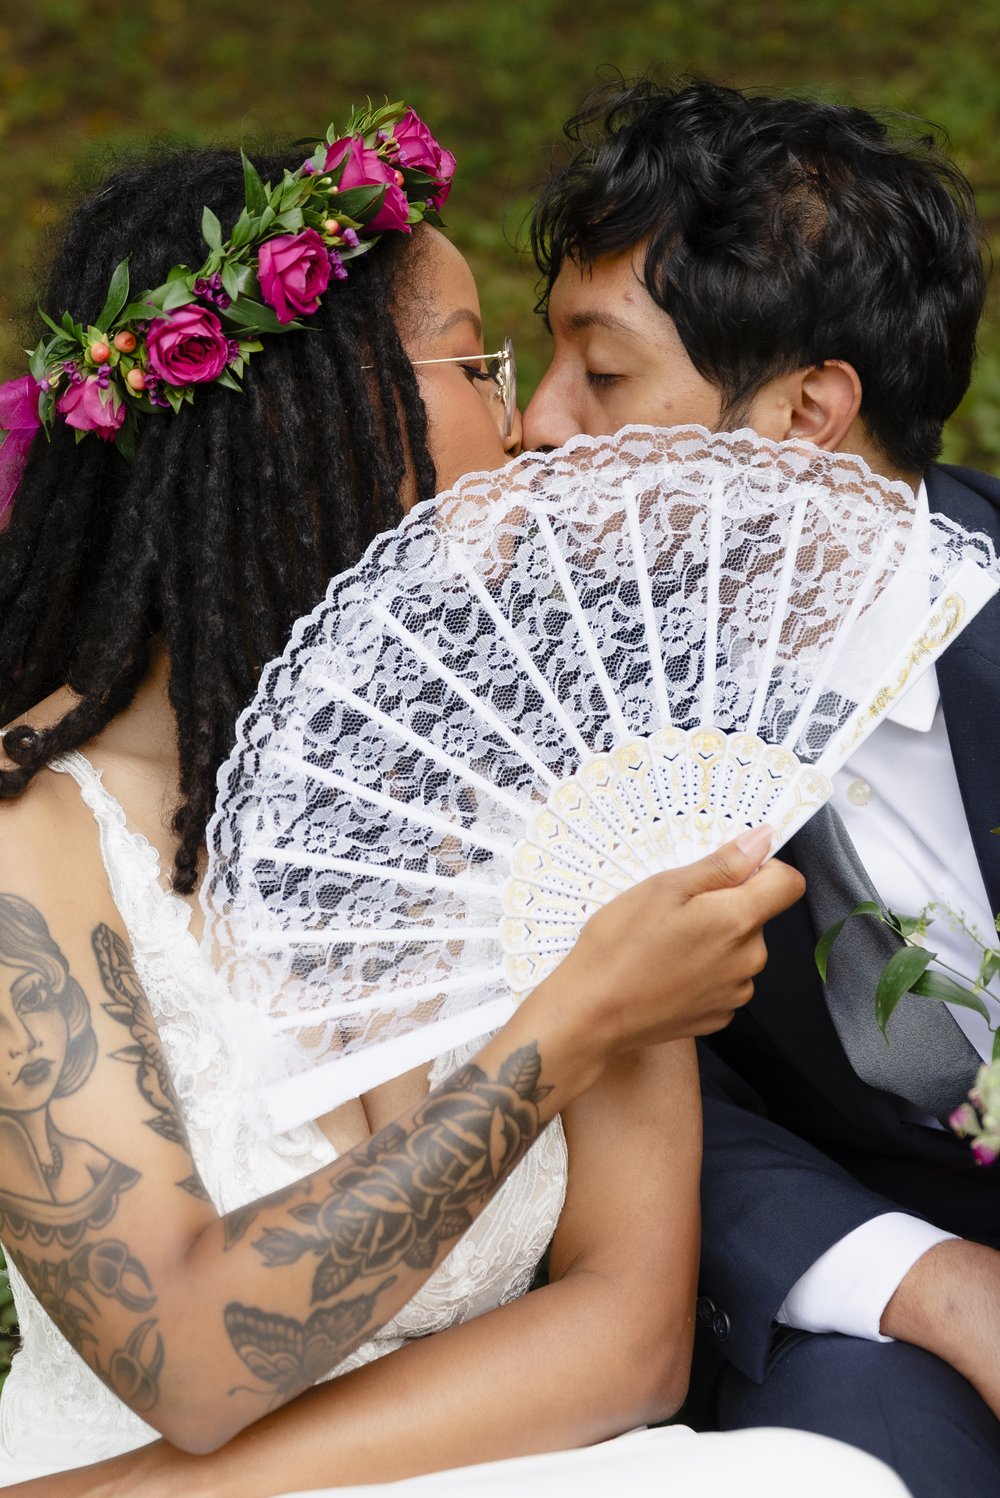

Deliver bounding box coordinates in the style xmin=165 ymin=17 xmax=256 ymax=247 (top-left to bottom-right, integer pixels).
xmin=0 ymin=145 xmax=436 ymax=892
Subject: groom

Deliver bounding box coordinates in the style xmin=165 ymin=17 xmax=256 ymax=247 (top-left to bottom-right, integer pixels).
xmin=523 ymin=79 xmax=1000 ymax=1496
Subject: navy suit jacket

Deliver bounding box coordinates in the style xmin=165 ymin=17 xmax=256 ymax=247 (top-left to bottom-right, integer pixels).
xmin=696 ymin=462 xmax=1000 ymax=1386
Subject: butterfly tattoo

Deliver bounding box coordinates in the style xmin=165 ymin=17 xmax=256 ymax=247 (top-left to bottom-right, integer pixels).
xmin=224 ymin=1276 xmax=397 ymax=1405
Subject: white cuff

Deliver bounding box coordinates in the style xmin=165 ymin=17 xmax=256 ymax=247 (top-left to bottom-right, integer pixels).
xmin=775 ymin=1214 xmax=957 ymax=1342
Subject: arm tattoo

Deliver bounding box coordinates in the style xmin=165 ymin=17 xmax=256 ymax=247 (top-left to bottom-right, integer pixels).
xmin=223 ymin=1184 xmax=306 ymax=1253
xmin=225 ymin=1278 xmax=395 ymax=1406
xmin=13 ymin=1236 xmax=164 ymax=1413
xmin=92 ymin=924 xmax=189 ymax=1150
xmin=0 ymin=894 xmax=138 ymax=1247
xmin=224 ymin=1043 xmax=550 ymax=1402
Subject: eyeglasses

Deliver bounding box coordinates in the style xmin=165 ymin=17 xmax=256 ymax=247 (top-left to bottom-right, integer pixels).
xmin=365 ymin=337 xmax=517 ymax=440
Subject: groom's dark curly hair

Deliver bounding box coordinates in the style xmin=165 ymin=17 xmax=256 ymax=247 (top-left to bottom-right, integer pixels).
xmin=531 ymin=77 xmax=988 ymax=474
xmin=0 ymin=146 xmax=436 ymax=892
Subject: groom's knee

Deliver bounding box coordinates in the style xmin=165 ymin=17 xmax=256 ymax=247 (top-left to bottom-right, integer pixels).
xmin=716 ymin=1332 xmax=1000 ymax=1498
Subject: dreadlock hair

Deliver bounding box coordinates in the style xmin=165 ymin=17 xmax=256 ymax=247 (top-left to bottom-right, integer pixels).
xmin=0 ymin=144 xmax=437 ymax=893
xmin=531 ymin=77 xmax=988 ymax=473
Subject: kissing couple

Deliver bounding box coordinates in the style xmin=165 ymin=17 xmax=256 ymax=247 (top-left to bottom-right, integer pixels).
xmin=0 ymin=75 xmax=997 ymax=1498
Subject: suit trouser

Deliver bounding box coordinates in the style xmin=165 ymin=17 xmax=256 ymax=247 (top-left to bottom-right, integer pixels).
xmin=714 ymin=1330 xmax=1000 ymax=1498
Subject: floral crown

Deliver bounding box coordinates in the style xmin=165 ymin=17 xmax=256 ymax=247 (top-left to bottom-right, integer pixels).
xmin=0 ymin=100 xmax=453 ymax=500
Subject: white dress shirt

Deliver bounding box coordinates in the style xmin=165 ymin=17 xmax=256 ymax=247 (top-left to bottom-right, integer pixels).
xmin=776 ymin=482 xmax=997 ymax=1341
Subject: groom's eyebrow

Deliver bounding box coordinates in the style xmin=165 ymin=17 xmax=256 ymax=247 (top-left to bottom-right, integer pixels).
xmin=567 ymin=309 xmax=639 ymax=335
xmin=435 ymin=308 xmax=484 ymax=339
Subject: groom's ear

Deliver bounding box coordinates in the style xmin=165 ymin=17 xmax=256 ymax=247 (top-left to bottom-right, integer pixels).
xmin=746 ymin=360 xmax=863 ymax=451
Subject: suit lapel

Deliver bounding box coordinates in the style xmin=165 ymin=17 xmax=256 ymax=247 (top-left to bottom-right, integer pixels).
xmin=927 ymin=463 xmax=1000 ymax=915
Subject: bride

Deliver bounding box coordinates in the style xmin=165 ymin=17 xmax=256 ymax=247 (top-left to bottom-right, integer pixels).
xmin=0 ymin=106 xmax=905 ymax=1496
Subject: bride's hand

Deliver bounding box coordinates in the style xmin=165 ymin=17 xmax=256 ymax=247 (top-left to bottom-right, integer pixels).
xmin=531 ymin=826 xmax=805 ymax=1055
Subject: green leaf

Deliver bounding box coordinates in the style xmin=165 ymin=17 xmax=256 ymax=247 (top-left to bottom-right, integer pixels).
xmin=96 ymin=258 xmax=130 ymax=332
xmin=115 ymin=413 xmax=136 ymax=461
xmin=220 ymin=262 xmax=241 ymax=301
xmin=992 ymin=1028 xmax=1000 ymax=1064
xmin=220 ymin=297 xmax=303 ymax=334
xmin=38 ymin=305 xmax=73 ymax=341
xmin=980 ymin=950 xmax=1000 ymax=987
xmin=230 ymin=208 xmax=254 ymax=251
xmin=159 ymin=280 xmax=196 ymax=312
xmin=333 ymin=184 xmax=385 ymax=220
xmin=814 ymin=901 xmax=885 ymax=982
xmin=28 ymin=344 xmax=47 ymax=382
xmin=201 ymin=206 xmax=223 ymax=252
xmin=886 ymin=909 xmax=925 ymax=939
xmin=214 ymin=368 xmax=243 ymax=392
xmin=164 ymin=385 xmax=185 ymax=414
xmin=119 ymin=298 xmax=162 ymax=322
xmin=258 ymin=204 xmax=276 ymax=234
xmin=909 ymin=969 xmax=992 ymax=1022
xmin=876 ymin=945 xmax=936 ymax=1034
xmin=241 ymin=150 xmax=268 ymax=217
xmin=274 ymin=207 xmax=304 ymax=231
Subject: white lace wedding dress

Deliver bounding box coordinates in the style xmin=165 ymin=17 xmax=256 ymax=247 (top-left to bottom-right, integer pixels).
xmin=0 ymin=754 xmax=908 ymax=1497
xmin=0 ymin=752 xmax=567 ymax=1483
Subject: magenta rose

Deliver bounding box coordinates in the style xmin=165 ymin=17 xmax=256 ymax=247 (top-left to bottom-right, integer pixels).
xmin=258 ymin=228 xmax=332 ymax=324
xmin=428 ymin=146 xmax=456 ymax=211
xmin=392 ymin=108 xmax=442 ymax=174
xmin=393 ymin=108 xmax=456 ymax=210
xmin=56 ymin=377 xmax=126 ymax=441
xmin=322 ymin=135 xmax=411 ymax=234
xmin=146 ymin=306 xmax=229 ymax=386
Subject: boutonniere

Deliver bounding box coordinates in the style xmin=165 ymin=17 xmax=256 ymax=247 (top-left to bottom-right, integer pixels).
xmin=816 ymin=900 xmax=1000 ymax=1164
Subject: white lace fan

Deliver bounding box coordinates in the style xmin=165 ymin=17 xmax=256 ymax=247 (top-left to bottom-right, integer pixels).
xmin=203 ymin=425 xmax=1000 ymax=1134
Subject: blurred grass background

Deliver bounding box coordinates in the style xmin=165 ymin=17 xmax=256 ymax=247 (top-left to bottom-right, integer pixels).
xmin=2 ymin=0 xmax=1000 ymax=1391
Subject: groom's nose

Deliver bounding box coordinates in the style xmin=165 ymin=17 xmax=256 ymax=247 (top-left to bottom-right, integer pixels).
xmin=522 ymin=365 xmax=582 ymax=451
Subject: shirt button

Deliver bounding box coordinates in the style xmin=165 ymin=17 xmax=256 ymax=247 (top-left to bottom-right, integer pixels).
xmin=697 ymin=1296 xmax=716 ymax=1326
xmin=712 ymin=1310 xmax=732 ymax=1342
xmin=847 ymin=778 xmax=873 ymax=807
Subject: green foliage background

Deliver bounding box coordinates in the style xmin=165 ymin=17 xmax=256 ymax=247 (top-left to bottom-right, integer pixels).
xmin=1 ymin=0 xmax=999 ymax=1391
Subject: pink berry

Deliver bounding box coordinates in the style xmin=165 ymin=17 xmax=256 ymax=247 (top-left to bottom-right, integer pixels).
xmin=394 ymin=170 xmax=405 ymax=187
xmin=90 ymin=341 xmax=111 ymax=364
xmin=126 ymin=369 xmax=146 ymax=392
xmin=323 ymin=218 xmax=341 ymax=235
xmin=113 ymin=331 xmax=137 ymax=353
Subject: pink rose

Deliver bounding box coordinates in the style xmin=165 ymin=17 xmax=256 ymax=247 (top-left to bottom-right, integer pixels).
xmin=393 ymin=108 xmax=456 ymax=210
xmin=949 ymin=1103 xmax=979 ymax=1135
xmin=258 ymin=229 xmax=332 ymax=324
xmin=146 ymin=306 xmax=229 ymax=386
xmin=392 ymin=108 xmax=442 ymax=175
xmin=323 ymin=135 xmax=411 ymax=234
xmin=971 ymin=1136 xmax=999 ymax=1167
xmin=56 ymin=377 xmax=126 ymax=441
xmin=428 ymin=146 xmax=456 ymax=211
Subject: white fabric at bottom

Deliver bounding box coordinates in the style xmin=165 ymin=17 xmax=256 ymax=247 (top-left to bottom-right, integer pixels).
xmin=276 ymin=1425 xmax=911 ymax=1498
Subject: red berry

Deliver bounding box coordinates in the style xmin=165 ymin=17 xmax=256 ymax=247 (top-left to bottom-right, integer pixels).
xmin=126 ymin=369 xmax=146 ymax=392
xmin=90 ymin=341 xmax=111 ymax=364
xmin=394 ymin=170 xmax=405 ymax=187
xmin=113 ymin=331 xmax=137 ymax=353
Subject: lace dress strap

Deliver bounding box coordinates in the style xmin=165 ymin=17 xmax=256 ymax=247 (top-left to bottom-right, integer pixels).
xmin=48 ymin=751 xmax=173 ymax=935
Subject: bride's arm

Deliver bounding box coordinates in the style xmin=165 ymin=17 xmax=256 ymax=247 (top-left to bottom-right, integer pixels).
xmin=11 ymin=1040 xmax=699 ymax=1498
xmin=0 ymin=828 xmax=794 ymax=1460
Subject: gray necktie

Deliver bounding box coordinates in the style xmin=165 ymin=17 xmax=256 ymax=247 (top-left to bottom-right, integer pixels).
xmin=793 ymin=804 xmax=983 ymax=1122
